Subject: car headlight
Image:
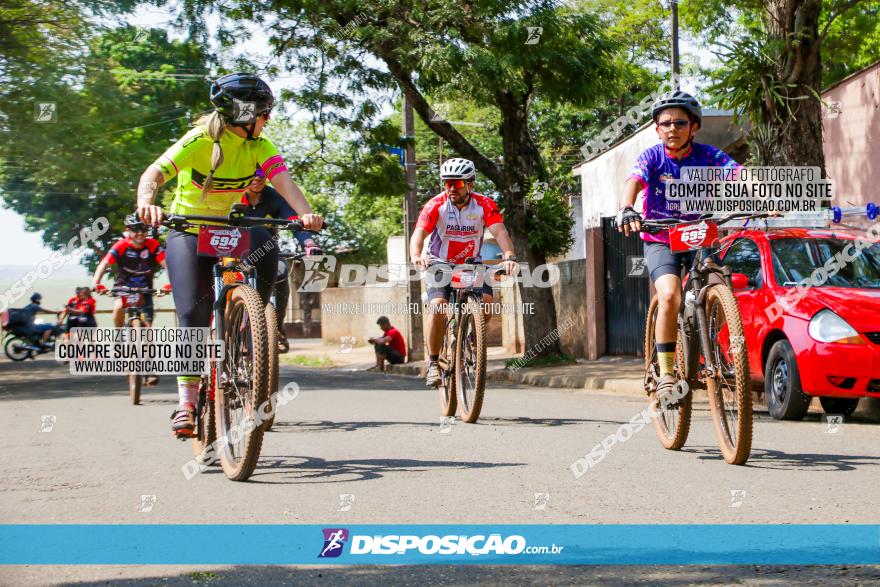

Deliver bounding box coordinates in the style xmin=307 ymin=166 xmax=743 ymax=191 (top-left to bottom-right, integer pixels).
xmin=808 ymin=309 xmax=865 ymax=344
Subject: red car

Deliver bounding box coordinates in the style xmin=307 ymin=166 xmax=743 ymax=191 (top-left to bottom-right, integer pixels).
xmin=719 ymin=227 xmax=880 ymax=419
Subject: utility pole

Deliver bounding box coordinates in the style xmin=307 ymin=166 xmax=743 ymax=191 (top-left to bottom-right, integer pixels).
xmin=671 ymin=0 xmax=680 ymax=89
xmin=402 ymin=92 xmax=424 ymax=361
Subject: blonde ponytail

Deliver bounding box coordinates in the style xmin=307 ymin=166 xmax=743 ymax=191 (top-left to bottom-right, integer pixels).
xmin=194 ymin=111 xmax=226 ymax=201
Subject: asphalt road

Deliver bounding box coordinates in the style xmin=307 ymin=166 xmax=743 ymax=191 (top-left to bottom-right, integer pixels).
xmin=1 ymin=358 xmax=879 ymax=585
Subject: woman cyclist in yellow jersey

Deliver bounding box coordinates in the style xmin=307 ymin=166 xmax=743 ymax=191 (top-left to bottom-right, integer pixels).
xmin=135 ymin=73 xmax=323 ymax=437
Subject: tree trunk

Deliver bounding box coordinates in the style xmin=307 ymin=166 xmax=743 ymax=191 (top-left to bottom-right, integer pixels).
xmin=759 ymin=0 xmax=825 ymax=172
xmin=498 ymin=93 xmax=561 ymax=357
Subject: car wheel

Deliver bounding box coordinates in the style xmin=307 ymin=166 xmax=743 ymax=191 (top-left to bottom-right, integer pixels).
xmin=819 ymin=397 xmax=860 ymax=417
xmin=764 ymin=340 xmax=811 ymax=420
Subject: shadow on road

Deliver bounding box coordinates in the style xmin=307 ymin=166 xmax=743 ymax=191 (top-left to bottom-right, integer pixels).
xmin=480 ymin=416 xmax=627 ymax=427
xmin=220 ymin=454 xmax=527 ymax=484
xmin=269 ymin=420 xmax=441 ymax=433
xmin=686 ymin=446 xmax=880 ymax=471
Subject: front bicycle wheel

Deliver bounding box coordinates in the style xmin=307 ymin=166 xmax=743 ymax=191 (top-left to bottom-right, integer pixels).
xmin=214 ymin=285 xmax=269 ymax=481
xmin=128 ymin=318 xmax=142 ymax=405
xmin=455 ymin=295 xmax=486 ymax=423
xmin=644 ymin=295 xmax=692 ymax=449
xmin=705 ymin=285 xmax=752 ymax=465
xmin=262 ymin=303 xmax=280 ymax=431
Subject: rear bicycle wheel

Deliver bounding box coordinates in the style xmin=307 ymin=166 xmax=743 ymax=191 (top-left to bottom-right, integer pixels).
xmin=455 ymin=295 xmax=486 ymax=423
xmin=192 ymin=361 xmax=217 ymax=463
xmin=262 ymin=304 xmax=280 ymax=431
xmin=644 ymin=295 xmax=692 ymax=449
xmin=437 ymin=315 xmax=457 ymax=417
xmin=214 ymin=285 xmax=269 ymax=481
xmin=128 ymin=318 xmax=142 ymax=405
xmin=705 ymin=285 xmax=752 ymax=465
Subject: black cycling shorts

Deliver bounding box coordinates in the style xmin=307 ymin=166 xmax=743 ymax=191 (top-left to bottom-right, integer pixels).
xmin=644 ymin=241 xmax=697 ymax=282
xmin=165 ymin=228 xmax=278 ymax=328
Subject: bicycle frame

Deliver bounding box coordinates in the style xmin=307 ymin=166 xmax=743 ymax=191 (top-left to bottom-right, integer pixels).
xmin=679 ymin=249 xmax=733 ymax=385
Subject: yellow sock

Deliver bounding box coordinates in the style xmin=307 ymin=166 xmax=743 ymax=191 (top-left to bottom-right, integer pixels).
xmin=657 ymin=351 xmax=675 ymax=377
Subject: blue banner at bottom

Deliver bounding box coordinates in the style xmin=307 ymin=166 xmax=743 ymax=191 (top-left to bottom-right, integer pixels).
xmin=1 ymin=525 xmax=878 ymax=565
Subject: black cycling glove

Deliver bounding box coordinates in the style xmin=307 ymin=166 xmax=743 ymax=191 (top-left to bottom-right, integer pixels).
xmin=614 ymin=206 xmax=642 ymax=228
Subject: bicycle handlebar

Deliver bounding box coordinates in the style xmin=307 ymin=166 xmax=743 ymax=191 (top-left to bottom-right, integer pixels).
xmin=100 ymin=286 xmax=169 ymax=297
xmin=161 ymin=213 xmax=311 ymax=233
xmin=639 ymin=212 xmax=773 ymax=235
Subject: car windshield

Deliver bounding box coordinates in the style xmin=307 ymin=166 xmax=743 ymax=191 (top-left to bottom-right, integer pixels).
xmin=771 ymin=238 xmax=880 ymax=289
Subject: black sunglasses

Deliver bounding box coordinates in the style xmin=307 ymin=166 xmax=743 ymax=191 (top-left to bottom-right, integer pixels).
xmin=657 ymin=119 xmax=691 ymax=130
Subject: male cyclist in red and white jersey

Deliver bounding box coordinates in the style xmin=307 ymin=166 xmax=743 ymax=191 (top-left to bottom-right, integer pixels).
xmin=410 ymin=158 xmax=519 ymax=388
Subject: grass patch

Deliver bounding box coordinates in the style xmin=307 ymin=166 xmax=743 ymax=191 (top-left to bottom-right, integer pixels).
xmin=504 ymin=353 xmax=577 ymax=370
xmin=189 ymin=571 xmax=219 ymax=581
xmin=281 ymin=354 xmax=335 ymax=368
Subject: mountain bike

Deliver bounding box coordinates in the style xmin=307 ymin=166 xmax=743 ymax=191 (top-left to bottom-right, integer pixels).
xmin=641 ymin=213 xmax=768 ymax=465
xmin=163 ymin=206 xmax=308 ymax=481
xmin=433 ymin=262 xmax=506 ymax=424
xmin=98 ymin=285 xmax=170 ymax=405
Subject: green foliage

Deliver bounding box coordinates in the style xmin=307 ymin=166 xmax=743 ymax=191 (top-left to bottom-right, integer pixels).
xmin=263 ymin=118 xmax=406 ymax=264
xmin=0 ymin=21 xmax=212 ymax=265
xmin=179 ymin=0 xmax=623 ymax=261
xmin=821 ymin=1 xmax=880 ymax=87
xmin=525 ymin=185 xmax=575 ymax=259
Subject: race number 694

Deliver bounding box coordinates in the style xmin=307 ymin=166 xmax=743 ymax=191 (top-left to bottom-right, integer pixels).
xmin=210 ymin=235 xmax=239 ymax=248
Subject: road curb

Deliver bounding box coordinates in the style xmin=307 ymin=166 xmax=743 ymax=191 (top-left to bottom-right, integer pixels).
xmin=385 ymin=363 xmax=649 ymax=397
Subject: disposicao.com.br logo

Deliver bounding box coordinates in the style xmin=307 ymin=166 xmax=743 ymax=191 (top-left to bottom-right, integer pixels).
xmin=317 ymin=528 xmax=564 ymax=558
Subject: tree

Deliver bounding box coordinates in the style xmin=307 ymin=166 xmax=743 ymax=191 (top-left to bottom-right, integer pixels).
xmin=264 ymin=117 xmax=407 ymax=264
xmin=0 ymin=24 xmax=212 ymax=264
xmin=682 ymin=0 xmax=870 ymax=169
xmin=181 ymin=0 xmax=622 ymax=355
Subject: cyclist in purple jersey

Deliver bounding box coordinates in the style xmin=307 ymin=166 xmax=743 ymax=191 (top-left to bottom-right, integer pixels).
xmin=616 ymin=91 xmax=741 ymax=397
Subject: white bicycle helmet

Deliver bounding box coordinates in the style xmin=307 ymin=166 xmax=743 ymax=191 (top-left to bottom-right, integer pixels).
xmin=439 ymin=158 xmax=476 ymax=181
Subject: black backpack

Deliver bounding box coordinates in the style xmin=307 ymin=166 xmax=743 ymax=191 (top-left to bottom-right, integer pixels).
xmin=2 ymin=308 xmax=32 ymax=330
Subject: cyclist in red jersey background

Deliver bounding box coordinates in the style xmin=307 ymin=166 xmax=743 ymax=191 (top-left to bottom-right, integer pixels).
xmin=92 ymin=214 xmax=167 ymax=329
xmin=410 ymin=158 xmax=519 ymax=387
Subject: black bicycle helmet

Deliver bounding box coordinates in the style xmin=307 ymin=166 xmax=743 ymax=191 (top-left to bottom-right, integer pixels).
xmin=125 ymin=212 xmax=147 ymax=232
xmin=30 ymin=293 xmax=42 ymax=303
xmin=210 ymin=72 xmax=275 ymax=124
xmin=651 ymin=90 xmax=702 ymax=126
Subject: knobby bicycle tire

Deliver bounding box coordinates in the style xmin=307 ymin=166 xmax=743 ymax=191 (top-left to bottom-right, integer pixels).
xmin=214 ymin=285 xmax=269 ymax=481
xmin=644 ymin=295 xmax=692 ymax=449
xmin=455 ymin=295 xmax=487 ymax=423
xmin=705 ymin=285 xmax=752 ymax=465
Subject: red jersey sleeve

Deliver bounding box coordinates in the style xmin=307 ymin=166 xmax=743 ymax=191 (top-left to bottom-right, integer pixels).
xmin=477 ymin=195 xmax=502 ymax=227
xmin=86 ymin=298 xmax=96 ymax=313
xmin=416 ymin=195 xmax=444 ymax=232
xmin=104 ymin=239 xmax=129 ymax=265
xmin=146 ymin=238 xmax=166 ymax=263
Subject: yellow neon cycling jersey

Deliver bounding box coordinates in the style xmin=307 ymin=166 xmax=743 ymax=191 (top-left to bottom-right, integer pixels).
xmin=153 ymin=126 xmax=287 ymax=220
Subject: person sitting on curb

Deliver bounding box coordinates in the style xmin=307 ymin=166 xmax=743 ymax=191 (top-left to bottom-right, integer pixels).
xmin=367 ymin=316 xmax=407 ymax=372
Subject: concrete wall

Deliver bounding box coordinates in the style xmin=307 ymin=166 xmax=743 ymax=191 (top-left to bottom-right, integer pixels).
xmin=500 ymin=259 xmax=587 ymax=358
xmin=822 ymin=62 xmax=880 ymax=208
xmin=321 ymin=283 xmax=409 ymax=348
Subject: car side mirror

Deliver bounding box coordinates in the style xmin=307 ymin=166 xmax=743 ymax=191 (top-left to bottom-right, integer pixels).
xmin=731 ymin=273 xmax=749 ymax=290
